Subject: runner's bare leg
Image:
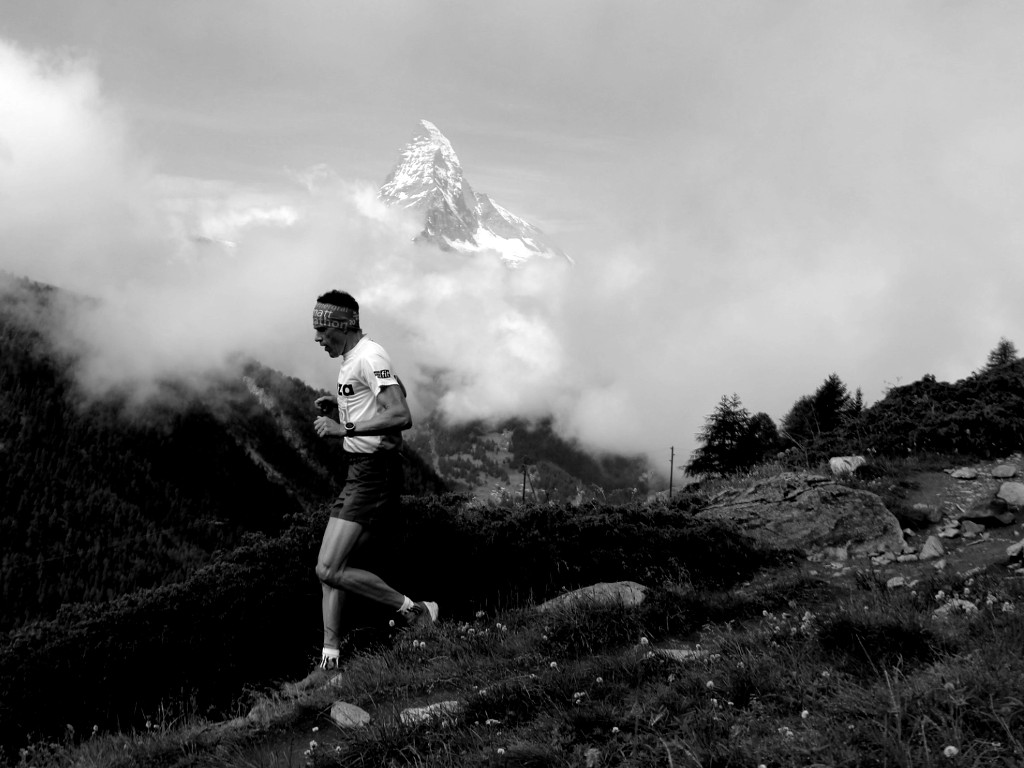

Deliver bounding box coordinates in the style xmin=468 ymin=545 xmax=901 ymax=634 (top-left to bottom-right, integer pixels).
xmin=316 ymin=517 xmax=405 ymax=648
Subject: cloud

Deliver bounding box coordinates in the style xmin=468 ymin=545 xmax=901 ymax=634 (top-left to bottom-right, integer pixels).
xmin=0 ymin=38 xmax=591 ymax=453
xmin=6 ymin=4 xmax=1024 ymax=485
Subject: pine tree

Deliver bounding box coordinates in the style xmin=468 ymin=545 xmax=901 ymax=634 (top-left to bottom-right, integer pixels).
xmin=686 ymin=394 xmax=751 ymax=477
xmin=781 ymin=373 xmax=853 ymax=443
xmin=686 ymin=395 xmax=778 ymax=477
xmin=985 ymin=337 xmax=1018 ymax=371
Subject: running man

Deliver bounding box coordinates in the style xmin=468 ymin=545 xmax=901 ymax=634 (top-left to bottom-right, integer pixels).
xmin=289 ymin=289 xmax=437 ymax=692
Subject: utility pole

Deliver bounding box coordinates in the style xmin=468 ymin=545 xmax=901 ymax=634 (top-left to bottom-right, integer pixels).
xmin=521 ymin=457 xmax=531 ymax=503
xmin=668 ymin=446 xmax=674 ymax=499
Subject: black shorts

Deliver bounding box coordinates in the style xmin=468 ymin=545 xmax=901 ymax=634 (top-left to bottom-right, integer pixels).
xmin=329 ymin=450 xmax=402 ymax=528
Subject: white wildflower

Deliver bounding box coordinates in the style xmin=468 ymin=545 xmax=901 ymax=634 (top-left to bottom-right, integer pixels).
xmin=801 ymin=709 xmax=809 ymax=719
xmin=943 ymin=745 xmax=959 ymax=758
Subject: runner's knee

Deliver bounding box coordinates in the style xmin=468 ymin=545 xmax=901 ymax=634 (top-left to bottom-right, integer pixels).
xmin=315 ymin=561 xmax=336 ymax=584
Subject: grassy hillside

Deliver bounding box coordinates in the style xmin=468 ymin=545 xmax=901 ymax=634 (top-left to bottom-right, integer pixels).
xmin=0 ymin=495 xmax=789 ymax=761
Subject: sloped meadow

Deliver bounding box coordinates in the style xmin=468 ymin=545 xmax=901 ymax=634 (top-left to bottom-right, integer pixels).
xmin=0 ymin=495 xmax=788 ymax=764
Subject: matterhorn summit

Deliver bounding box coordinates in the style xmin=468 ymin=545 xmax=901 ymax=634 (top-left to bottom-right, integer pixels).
xmin=378 ymin=120 xmax=572 ymax=267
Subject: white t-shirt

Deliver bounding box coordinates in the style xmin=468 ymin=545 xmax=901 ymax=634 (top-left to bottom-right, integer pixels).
xmin=336 ymin=335 xmax=402 ymax=454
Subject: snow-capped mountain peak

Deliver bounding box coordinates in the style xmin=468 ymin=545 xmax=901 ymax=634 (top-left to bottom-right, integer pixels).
xmin=378 ymin=120 xmax=572 ymax=267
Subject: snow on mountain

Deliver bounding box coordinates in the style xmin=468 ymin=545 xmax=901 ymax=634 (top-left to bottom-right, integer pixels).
xmin=378 ymin=120 xmax=572 ymax=267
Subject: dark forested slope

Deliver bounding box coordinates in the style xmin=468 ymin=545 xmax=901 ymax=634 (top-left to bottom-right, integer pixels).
xmin=0 ymin=277 xmax=446 ymax=632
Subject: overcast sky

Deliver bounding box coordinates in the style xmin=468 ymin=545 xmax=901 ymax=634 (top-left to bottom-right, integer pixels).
xmin=2 ymin=1 xmax=1024 ymax=477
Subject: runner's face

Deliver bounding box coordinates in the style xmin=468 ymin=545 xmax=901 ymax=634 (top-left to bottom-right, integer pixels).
xmin=314 ymin=326 xmax=348 ymax=358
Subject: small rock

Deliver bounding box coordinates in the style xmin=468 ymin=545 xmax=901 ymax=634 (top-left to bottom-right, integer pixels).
xmin=887 ymin=576 xmax=909 ymax=589
xmin=872 ymin=552 xmax=897 ymax=565
xmin=659 ymin=647 xmax=709 ymax=662
xmin=400 ymin=700 xmax=462 ymax=726
xmin=918 ymin=536 xmax=945 ymax=560
xmin=537 ymin=581 xmax=646 ymax=613
xmin=997 ymin=482 xmax=1024 ymax=509
xmin=932 ymin=558 xmax=947 ymax=570
xmin=932 ymin=599 xmax=979 ymax=619
xmin=331 ymin=701 xmax=371 ymax=728
xmin=897 ymin=554 xmax=919 ymax=563
xmin=829 ymin=456 xmax=866 ymax=476
xmin=1007 ymin=540 xmax=1024 ymax=559
xmin=950 ymin=468 xmax=979 ymax=480
xmin=960 ymin=520 xmax=986 ymax=537
xmin=992 ymin=464 xmax=1018 ymax=479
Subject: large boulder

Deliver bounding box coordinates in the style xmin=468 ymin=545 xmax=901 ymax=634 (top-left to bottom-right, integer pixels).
xmin=694 ymin=472 xmax=905 ymax=558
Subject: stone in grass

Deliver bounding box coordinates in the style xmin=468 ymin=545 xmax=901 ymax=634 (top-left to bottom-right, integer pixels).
xmin=537 ymin=581 xmax=647 ymax=613
xmin=960 ymin=520 xmax=986 ymax=538
xmin=932 ymin=599 xmax=979 ymax=619
xmin=400 ymin=700 xmax=462 ymax=726
xmin=1008 ymin=539 xmax=1024 ymax=559
xmin=992 ymin=464 xmax=1018 ymax=479
xmin=997 ymin=482 xmax=1024 ymax=509
xmin=330 ymin=701 xmax=371 ymax=728
xmin=658 ymin=647 xmax=709 ymax=662
xmin=918 ymin=536 xmax=945 ymax=560
xmin=950 ymin=468 xmax=979 ymax=480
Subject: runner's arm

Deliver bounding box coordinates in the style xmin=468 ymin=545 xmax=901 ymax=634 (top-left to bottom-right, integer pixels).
xmin=347 ymin=383 xmax=412 ymax=435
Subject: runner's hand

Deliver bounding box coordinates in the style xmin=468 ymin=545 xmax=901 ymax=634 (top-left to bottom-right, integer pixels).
xmin=314 ymin=416 xmax=344 ymax=438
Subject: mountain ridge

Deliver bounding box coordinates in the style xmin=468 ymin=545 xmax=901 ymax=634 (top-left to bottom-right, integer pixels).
xmin=378 ymin=120 xmax=572 ymax=267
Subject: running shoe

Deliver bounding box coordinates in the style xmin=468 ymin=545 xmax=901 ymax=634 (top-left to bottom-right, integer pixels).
xmin=281 ymin=660 xmax=343 ymax=696
xmin=401 ymin=600 xmax=439 ymax=629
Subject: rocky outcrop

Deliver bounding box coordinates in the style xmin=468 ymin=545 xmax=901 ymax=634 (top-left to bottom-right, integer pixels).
xmin=695 ymin=472 xmax=905 ymax=558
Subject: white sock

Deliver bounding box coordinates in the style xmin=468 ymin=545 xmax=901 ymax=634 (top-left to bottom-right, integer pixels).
xmin=320 ymin=646 xmax=340 ymax=669
xmin=398 ymin=596 xmax=414 ymax=613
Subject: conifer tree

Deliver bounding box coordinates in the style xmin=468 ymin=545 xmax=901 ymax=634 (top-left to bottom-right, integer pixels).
xmin=985 ymin=337 xmax=1018 ymax=371
xmin=781 ymin=373 xmax=853 ymax=443
xmin=687 ymin=395 xmax=779 ymax=477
